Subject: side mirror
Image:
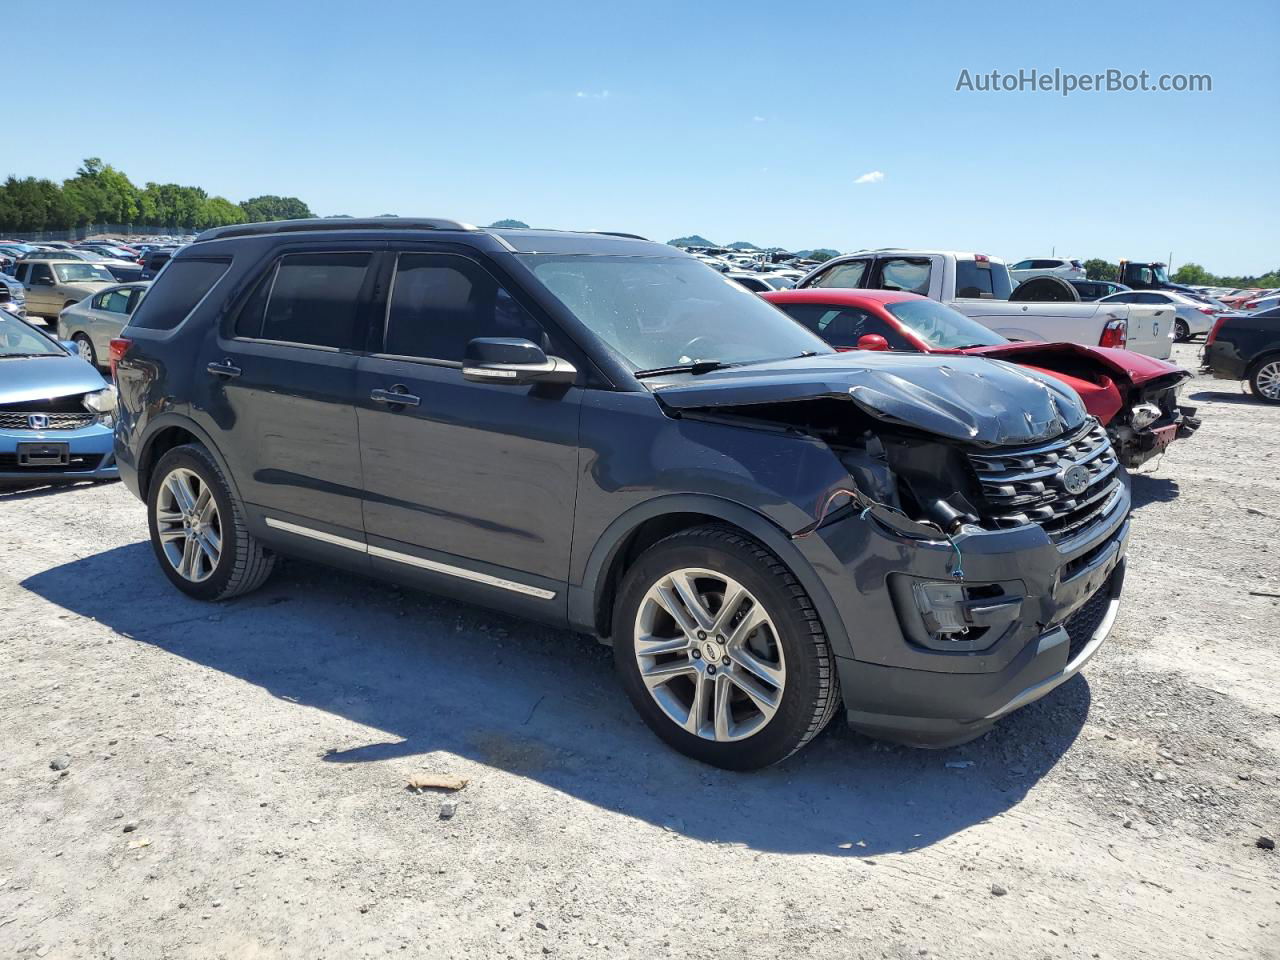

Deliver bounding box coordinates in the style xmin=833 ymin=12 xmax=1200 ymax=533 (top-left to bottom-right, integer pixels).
xmin=61 ymin=340 xmax=80 ymax=354
xmin=856 ymin=334 xmax=890 ymax=351
xmin=462 ymin=337 xmax=577 ymax=386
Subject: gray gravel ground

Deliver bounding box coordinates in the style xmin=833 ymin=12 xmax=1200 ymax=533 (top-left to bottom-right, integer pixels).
xmin=1 ymin=343 xmax=1277 ymax=959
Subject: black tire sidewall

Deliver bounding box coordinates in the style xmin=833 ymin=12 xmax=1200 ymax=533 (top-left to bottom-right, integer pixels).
xmin=146 ymin=445 xmax=239 ymax=601
xmin=1174 ymin=320 xmax=1189 ymax=342
xmin=613 ymin=533 xmax=828 ymax=769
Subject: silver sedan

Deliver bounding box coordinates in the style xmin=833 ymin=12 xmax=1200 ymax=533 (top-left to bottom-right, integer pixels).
xmin=1097 ymin=289 xmax=1218 ymax=342
xmin=56 ymin=282 xmax=149 ymax=368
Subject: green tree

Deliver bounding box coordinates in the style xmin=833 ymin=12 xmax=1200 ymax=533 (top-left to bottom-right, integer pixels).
xmin=240 ymin=195 xmax=314 ymax=222
xmin=61 ymin=157 xmax=140 ymax=225
xmin=0 ymin=177 xmax=77 ymax=231
xmin=197 ymin=196 xmax=247 ymax=229
xmin=808 ymin=250 xmax=836 ymax=263
xmin=1083 ymin=258 xmax=1118 ymax=281
xmin=1171 ymin=262 xmax=1215 ymax=285
xmin=489 ymin=218 xmax=528 ymax=228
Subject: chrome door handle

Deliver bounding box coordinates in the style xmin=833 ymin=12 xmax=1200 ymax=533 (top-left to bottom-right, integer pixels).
xmin=371 ymin=385 xmax=420 ymax=407
xmin=207 ymin=359 xmax=242 ymax=378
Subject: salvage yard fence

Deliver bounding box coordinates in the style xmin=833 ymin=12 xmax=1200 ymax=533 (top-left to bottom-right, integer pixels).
xmin=4 ymin=224 xmax=197 ymax=242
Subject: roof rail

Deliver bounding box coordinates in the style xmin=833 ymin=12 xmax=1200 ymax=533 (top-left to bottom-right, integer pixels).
xmin=195 ymin=217 xmax=478 ymax=243
xmin=582 ymin=231 xmax=650 ymax=241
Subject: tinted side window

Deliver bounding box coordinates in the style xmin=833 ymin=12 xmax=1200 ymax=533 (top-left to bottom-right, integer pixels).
xmin=127 ymin=259 xmax=231 ymax=331
xmin=101 ymin=289 xmax=132 ymax=313
xmin=776 ymin=303 xmax=911 ymax=350
xmin=876 ymin=258 xmax=931 ymax=296
xmin=239 ymin=252 xmax=372 ymax=349
xmin=956 ymin=261 xmax=998 ymax=299
xmin=811 ymin=260 xmax=868 ymax=289
xmin=383 ymin=254 xmax=545 ymax=362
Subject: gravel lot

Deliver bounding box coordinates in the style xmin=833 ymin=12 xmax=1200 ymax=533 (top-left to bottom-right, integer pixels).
xmin=2 ymin=343 xmax=1277 ymax=960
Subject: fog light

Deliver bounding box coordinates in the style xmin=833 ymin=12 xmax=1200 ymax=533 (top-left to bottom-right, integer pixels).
xmin=1130 ymin=403 xmax=1161 ymax=430
xmin=912 ymin=581 xmax=970 ymax=636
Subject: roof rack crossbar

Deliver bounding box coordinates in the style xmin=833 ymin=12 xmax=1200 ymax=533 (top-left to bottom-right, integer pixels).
xmin=196 ymin=217 xmax=478 ymax=243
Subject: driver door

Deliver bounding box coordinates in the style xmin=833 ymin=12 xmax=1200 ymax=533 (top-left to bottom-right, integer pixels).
xmin=355 ymin=248 xmax=583 ymax=621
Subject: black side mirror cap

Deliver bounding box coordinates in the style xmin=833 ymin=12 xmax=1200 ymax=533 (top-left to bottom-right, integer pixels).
xmin=462 ymin=337 xmax=577 ymax=386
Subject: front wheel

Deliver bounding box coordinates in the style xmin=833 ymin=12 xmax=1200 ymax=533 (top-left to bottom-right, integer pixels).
xmin=71 ymin=333 xmax=97 ymax=367
xmin=613 ymin=525 xmax=840 ymax=769
xmin=1173 ymin=319 xmax=1190 ymax=342
xmin=147 ymin=444 xmax=276 ymax=601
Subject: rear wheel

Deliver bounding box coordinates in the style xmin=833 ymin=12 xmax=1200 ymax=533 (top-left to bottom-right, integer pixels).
xmin=71 ymin=333 xmax=97 ymax=367
xmin=147 ymin=444 xmax=276 ymax=601
xmin=1249 ymin=358 xmax=1280 ymax=404
xmin=1173 ymin=319 xmax=1190 ymax=342
xmin=613 ymin=524 xmax=840 ymax=769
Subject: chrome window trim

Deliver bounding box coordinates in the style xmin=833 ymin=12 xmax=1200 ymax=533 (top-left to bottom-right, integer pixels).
xmin=263 ymin=517 xmax=556 ymax=600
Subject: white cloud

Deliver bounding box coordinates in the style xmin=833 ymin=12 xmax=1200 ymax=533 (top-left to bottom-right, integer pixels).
xmin=575 ymin=89 xmax=610 ymax=100
xmin=752 ymin=115 xmax=766 ymax=122
xmin=854 ymin=170 xmax=885 ymax=184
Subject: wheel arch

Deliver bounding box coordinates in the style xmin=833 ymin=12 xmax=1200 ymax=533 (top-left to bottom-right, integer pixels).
xmin=571 ymin=494 xmax=853 ymax=659
xmin=136 ymin=414 xmax=241 ymax=503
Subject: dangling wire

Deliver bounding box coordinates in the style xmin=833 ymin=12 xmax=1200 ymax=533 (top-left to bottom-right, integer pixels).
xmin=793 ymin=488 xmax=966 ymax=580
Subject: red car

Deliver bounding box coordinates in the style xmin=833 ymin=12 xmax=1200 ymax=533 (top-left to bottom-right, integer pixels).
xmin=762 ymin=289 xmax=1200 ymax=468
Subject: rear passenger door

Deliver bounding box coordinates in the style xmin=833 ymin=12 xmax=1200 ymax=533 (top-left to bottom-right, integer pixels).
xmin=213 ymin=247 xmax=379 ymax=545
xmin=354 ymin=247 xmax=582 ymax=621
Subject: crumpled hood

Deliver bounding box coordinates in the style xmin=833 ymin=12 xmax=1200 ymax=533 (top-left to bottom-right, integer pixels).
xmin=650 ymin=351 xmax=1088 ymax=446
xmin=964 ymin=341 xmax=1188 ymax=389
xmin=0 ymin=353 xmax=108 ymax=404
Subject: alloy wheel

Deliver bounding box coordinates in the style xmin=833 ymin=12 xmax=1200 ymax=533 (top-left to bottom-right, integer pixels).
xmin=155 ymin=467 xmax=222 ymax=582
xmin=632 ymin=567 xmax=786 ymax=742
xmin=1174 ymin=320 xmax=1189 ymax=342
xmin=1256 ymin=361 xmax=1280 ymax=400
xmin=75 ymin=337 xmax=94 ymax=364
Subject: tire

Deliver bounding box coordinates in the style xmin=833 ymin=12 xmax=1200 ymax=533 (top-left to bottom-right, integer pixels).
xmin=63 ymin=300 xmax=78 ymax=311
xmin=1173 ymin=319 xmax=1190 ymax=342
xmin=147 ymin=443 xmax=276 ymax=601
xmin=612 ymin=524 xmax=840 ymax=769
xmin=71 ymin=333 xmax=97 ymax=367
xmin=1248 ymin=356 xmax=1280 ymax=404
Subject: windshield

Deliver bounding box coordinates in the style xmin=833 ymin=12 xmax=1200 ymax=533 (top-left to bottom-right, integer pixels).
xmin=0 ymin=315 xmax=62 ymax=357
xmin=884 ymin=298 xmax=1007 ymax=348
xmin=1152 ymin=265 xmax=1170 ymax=283
xmin=521 ymin=254 xmax=831 ymax=372
xmin=53 ymin=263 xmax=114 ymax=283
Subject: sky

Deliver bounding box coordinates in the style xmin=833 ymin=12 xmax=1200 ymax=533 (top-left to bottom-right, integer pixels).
xmin=13 ymin=0 xmax=1279 ymax=275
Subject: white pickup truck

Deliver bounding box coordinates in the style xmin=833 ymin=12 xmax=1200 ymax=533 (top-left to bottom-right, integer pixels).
xmin=796 ymin=249 xmax=1174 ymax=359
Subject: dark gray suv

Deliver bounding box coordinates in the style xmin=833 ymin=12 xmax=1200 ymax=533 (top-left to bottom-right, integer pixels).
xmin=112 ymin=219 xmax=1130 ymax=769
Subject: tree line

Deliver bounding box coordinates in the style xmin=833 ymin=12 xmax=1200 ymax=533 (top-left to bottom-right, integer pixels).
xmin=0 ymin=158 xmax=313 ymax=233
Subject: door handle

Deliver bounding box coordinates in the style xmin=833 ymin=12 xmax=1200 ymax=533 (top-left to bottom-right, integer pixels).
xmin=207 ymin=359 xmax=242 ymax=379
xmin=371 ymin=385 xmax=420 ymax=408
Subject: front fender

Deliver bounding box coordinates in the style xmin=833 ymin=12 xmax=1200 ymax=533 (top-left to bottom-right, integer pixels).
xmin=568 ymin=492 xmax=856 ymax=660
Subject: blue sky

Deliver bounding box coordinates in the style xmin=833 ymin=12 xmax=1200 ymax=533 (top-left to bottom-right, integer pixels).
xmin=15 ymin=0 xmax=1278 ymax=274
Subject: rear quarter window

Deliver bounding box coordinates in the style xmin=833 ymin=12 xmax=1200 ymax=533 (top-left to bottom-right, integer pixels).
xmin=125 ymin=258 xmax=230 ymax=331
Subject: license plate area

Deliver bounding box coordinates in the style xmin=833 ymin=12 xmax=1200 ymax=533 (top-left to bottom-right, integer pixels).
xmin=17 ymin=441 xmax=69 ymax=467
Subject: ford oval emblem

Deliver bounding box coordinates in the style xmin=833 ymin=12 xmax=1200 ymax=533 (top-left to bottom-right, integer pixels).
xmin=1061 ymin=463 xmax=1090 ymax=495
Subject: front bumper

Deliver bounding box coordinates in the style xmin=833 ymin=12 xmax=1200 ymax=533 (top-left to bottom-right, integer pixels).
xmin=0 ymin=422 xmax=118 ymax=482
xmin=1111 ymin=404 xmax=1201 ymax=469
xmin=808 ymin=478 xmax=1131 ymax=746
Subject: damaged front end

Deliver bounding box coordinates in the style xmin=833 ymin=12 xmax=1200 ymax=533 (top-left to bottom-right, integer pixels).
xmin=970 ymin=342 xmax=1201 ymax=469
xmin=652 ymin=353 xmax=1131 ymax=745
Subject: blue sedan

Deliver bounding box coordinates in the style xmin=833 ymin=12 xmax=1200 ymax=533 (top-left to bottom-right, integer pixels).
xmin=0 ymin=312 xmax=118 ymax=484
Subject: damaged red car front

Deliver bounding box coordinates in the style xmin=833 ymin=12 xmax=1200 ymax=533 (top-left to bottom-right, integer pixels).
xmin=763 ymin=289 xmax=1200 ymax=468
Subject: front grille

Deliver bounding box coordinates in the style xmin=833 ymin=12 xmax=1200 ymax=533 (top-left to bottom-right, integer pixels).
xmin=1063 ymin=585 xmax=1112 ymax=662
xmin=0 ymin=453 xmax=103 ymax=472
xmin=0 ymin=412 xmax=96 ymax=430
xmin=966 ymin=421 xmax=1122 ymax=543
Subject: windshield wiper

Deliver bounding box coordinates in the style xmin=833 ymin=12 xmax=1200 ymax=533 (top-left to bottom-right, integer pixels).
xmin=634 ymin=360 xmax=731 ymax=378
